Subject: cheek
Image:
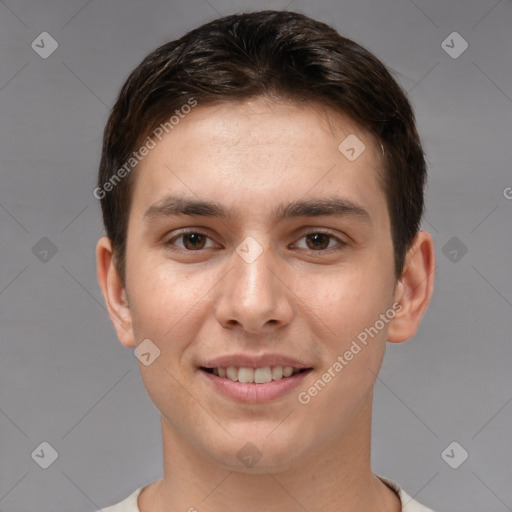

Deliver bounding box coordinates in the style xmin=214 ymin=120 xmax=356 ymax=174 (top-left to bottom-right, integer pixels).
xmin=303 ymin=266 xmax=392 ymax=337
xmin=126 ymin=265 xmax=204 ymax=423
xmin=126 ymin=260 xmax=192 ymax=361
xmin=301 ymin=267 xmax=394 ymax=407
xmin=299 ymin=273 xmax=391 ymax=422
xmin=128 ymin=248 xmax=198 ymax=321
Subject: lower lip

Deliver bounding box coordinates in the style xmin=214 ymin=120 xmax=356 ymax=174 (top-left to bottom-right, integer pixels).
xmin=200 ymin=369 xmax=312 ymax=403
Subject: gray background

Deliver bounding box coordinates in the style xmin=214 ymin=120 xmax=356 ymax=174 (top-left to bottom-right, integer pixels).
xmin=0 ymin=0 xmax=511 ymax=511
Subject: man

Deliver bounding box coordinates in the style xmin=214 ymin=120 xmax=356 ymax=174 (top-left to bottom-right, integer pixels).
xmin=95 ymin=10 xmax=436 ymax=512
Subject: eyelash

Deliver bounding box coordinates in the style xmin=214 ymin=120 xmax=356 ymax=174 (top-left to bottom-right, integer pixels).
xmin=164 ymin=229 xmax=346 ymax=254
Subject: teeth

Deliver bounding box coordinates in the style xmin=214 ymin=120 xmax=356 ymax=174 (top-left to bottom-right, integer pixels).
xmin=254 ymin=367 xmax=272 ymax=384
xmin=238 ymin=367 xmax=254 ymax=383
xmin=226 ymin=366 xmax=238 ymax=381
xmin=271 ymin=366 xmax=283 ymax=380
xmin=283 ymin=366 xmax=294 ymax=377
xmin=211 ymin=365 xmax=302 ymax=383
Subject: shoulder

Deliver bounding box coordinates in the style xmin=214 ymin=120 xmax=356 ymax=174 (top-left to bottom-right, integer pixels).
xmin=100 ymin=478 xmax=436 ymax=512
xmin=378 ymin=475 xmax=436 ymax=512
xmin=101 ymin=486 xmax=144 ymax=512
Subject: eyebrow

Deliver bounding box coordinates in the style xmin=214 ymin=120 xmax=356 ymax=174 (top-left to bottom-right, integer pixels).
xmin=143 ymin=194 xmax=372 ymax=225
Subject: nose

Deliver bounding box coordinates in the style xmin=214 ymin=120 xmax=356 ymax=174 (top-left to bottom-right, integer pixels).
xmin=214 ymin=239 xmax=294 ymax=334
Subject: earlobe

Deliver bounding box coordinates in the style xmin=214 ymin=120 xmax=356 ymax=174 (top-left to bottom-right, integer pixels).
xmin=96 ymin=236 xmax=136 ymax=347
xmin=387 ymin=230 xmax=435 ymax=344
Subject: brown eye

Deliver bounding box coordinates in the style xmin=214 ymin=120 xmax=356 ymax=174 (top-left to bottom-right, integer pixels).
xmin=182 ymin=233 xmax=207 ymax=250
xmin=166 ymin=231 xmax=215 ymax=251
xmin=292 ymin=231 xmax=346 ymax=254
xmin=305 ymin=233 xmax=331 ymax=250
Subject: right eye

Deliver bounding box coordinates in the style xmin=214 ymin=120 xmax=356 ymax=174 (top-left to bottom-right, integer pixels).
xmin=165 ymin=230 xmax=219 ymax=251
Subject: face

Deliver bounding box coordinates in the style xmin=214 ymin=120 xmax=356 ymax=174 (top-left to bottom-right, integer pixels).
xmin=113 ymin=98 xmax=402 ymax=471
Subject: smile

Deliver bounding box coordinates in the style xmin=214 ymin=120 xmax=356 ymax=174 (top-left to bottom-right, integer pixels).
xmin=201 ymin=366 xmax=306 ymax=383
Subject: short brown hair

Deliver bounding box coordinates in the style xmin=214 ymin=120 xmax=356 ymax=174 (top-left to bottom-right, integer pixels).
xmin=97 ymin=10 xmax=427 ymax=283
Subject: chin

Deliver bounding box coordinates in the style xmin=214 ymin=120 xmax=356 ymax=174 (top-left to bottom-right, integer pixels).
xmin=203 ymin=431 xmax=311 ymax=475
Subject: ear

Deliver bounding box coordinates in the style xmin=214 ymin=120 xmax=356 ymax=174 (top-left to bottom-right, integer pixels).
xmin=96 ymin=236 xmax=136 ymax=347
xmin=387 ymin=230 xmax=435 ymax=343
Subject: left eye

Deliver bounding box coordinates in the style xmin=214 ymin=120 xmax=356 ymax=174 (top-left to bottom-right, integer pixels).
xmin=294 ymin=232 xmax=343 ymax=251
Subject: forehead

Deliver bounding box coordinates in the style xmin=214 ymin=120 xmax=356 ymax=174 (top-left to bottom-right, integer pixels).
xmin=129 ymin=98 xmax=387 ymax=227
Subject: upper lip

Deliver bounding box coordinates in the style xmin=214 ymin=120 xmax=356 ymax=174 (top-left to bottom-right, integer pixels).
xmin=200 ymin=354 xmax=312 ymax=369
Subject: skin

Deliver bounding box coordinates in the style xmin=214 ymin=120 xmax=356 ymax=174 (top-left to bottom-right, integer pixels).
xmin=97 ymin=97 xmax=435 ymax=512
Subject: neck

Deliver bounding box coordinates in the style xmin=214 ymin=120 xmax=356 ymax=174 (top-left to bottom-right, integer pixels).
xmin=138 ymin=394 xmax=401 ymax=512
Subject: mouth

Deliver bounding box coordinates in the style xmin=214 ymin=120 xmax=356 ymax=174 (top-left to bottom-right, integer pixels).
xmin=198 ymin=354 xmax=314 ymax=402
xmin=200 ymin=365 xmax=310 ymax=384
